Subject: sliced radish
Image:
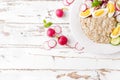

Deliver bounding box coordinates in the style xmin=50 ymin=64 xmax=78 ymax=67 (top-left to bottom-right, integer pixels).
xmin=48 ymin=39 xmax=57 ymax=48
xmin=80 ymin=4 xmax=87 ymax=12
xmin=114 ymin=11 xmax=120 ymax=17
xmin=66 ymin=0 xmax=75 ymax=4
xmin=101 ymin=2 xmax=107 ymax=8
xmin=54 ymin=25 xmax=62 ymax=34
xmin=43 ymin=41 xmax=51 ymax=50
xmin=63 ymin=0 xmax=70 ymax=6
xmin=116 ymin=15 xmax=120 ymax=22
xmin=115 ymin=2 xmax=120 ymax=11
xmin=75 ymin=42 xmax=84 ymax=51
xmin=85 ymin=0 xmax=92 ymax=8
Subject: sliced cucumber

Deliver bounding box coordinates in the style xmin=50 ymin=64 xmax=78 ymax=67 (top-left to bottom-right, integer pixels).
xmin=110 ymin=37 xmax=120 ymax=46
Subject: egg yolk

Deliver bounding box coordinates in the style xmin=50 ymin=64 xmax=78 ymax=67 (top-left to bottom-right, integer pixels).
xmin=80 ymin=9 xmax=90 ymax=17
xmin=112 ymin=25 xmax=120 ymax=36
xmin=94 ymin=9 xmax=104 ymax=16
xmin=107 ymin=2 xmax=115 ymax=13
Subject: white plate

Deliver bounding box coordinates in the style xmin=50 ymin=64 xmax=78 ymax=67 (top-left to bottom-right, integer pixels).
xmin=70 ymin=0 xmax=120 ymax=54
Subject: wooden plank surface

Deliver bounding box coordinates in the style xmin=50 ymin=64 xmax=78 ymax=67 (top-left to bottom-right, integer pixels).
xmin=0 ymin=0 xmax=120 ymax=80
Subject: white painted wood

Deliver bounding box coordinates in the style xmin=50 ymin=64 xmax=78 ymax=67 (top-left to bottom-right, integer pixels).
xmin=0 ymin=70 xmax=119 ymax=80
xmin=0 ymin=70 xmax=98 ymax=80
xmin=0 ymin=0 xmax=119 ymax=79
xmin=0 ymin=1 xmax=69 ymax=23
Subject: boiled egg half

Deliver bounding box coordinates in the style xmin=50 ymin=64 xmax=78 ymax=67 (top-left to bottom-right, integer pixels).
xmin=79 ymin=9 xmax=91 ymax=18
xmin=107 ymin=1 xmax=115 ymax=17
xmin=111 ymin=24 xmax=120 ymax=38
xmin=92 ymin=8 xmax=108 ymax=18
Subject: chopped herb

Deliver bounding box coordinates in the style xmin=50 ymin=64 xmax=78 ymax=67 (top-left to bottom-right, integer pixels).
xmin=43 ymin=19 xmax=53 ymax=28
xmin=92 ymin=0 xmax=102 ymax=7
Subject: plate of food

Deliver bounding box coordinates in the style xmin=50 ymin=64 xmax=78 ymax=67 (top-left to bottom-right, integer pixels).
xmin=70 ymin=0 xmax=120 ymax=54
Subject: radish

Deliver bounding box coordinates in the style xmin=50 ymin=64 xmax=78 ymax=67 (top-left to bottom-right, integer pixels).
xmin=63 ymin=0 xmax=70 ymax=6
xmin=101 ymin=2 xmax=107 ymax=8
xmin=47 ymin=28 xmax=56 ymax=37
xmin=48 ymin=39 xmax=57 ymax=48
xmin=54 ymin=25 xmax=62 ymax=34
xmin=75 ymin=42 xmax=84 ymax=51
xmin=63 ymin=0 xmax=74 ymax=6
xmin=66 ymin=0 xmax=75 ymax=4
xmin=80 ymin=4 xmax=87 ymax=12
xmin=58 ymin=36 xmax=68 ymax=45
xmin=56 ymin=9 xmax=64 ymax=18
xmin=115 ymin=2 xmax=120 ymax=11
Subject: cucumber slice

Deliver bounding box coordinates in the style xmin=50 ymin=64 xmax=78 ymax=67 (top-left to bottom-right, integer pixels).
xmin=111 ymin=37 xmax=120 ymax=46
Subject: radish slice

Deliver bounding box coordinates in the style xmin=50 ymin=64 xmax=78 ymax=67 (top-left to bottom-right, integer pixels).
xmin=43 ymin=41 xmax=51 ymax=50
xmin=114 ymin=11 xmax=120 ymax=17
xmin=115 ymin=2 xmax=120 ymax=11
xmin=101 ymin=2 xmax=107 ymax=8
xmin=80 ymin=4 xmax=87 ymax=12
xmin=75 ymin=42 xmax=84 ymax=51
xmin=63 ymin=0 xmax=70 ymax=6
xmin=66 ymin=0 xmax=75 ymax=4
xmin=116 ymin=15 xmax=120 ymax=22
xmin=48 ymin=39 xmax=57 ymax=48
xmin=85 ymin=0 xmax=92 ymax=8
xmin=54 ymin=25 xmax=62 ymax=34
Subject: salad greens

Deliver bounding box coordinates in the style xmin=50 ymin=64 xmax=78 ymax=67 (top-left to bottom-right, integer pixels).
xmin=92 ymin=0 xmax=102 ymax=7
xmin=43 ymin=19 xmax=53 ymax=28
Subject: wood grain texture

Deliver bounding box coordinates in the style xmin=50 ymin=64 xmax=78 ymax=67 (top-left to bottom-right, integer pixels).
xmin=0 ymin=0 xmax=120 ymax=80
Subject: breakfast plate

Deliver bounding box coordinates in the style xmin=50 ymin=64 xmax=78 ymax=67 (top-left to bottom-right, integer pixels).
xmin=70 ymin=0 xmax=120 ymax=54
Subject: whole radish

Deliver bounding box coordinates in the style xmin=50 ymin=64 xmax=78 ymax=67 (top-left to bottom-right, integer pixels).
xmin=56 ymin=9 xmax=64 ymax=18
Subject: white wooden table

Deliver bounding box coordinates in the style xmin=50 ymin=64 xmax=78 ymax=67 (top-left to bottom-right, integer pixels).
xmin=0 ymin=0 xmax=120 ymax=80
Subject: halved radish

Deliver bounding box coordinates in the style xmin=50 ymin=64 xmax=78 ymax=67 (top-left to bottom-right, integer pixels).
xmin=63 ymin=0 xmax=70 ymax=6
xmin=54 ymin=25 xmax=62 ymax=34
xmin=66 ymin=0 xmax=75 ymax=4
xmin=80 ymin=4 xmax=87 ymax=12
xmin=48 ymin=39 xmax=57 ymax=48
xmin=75 ymin=42 xmax=84 ymax=51
xmin=43 ymin=41 xmax=51 ymax=50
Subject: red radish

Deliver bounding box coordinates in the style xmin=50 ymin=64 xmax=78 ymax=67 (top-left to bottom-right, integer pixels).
xmin=58 ymin=35 xmax=68 ymax=45
xmin=75 ymin=42 xmax=84 ymax=51
xmin=63 ymin=0 xmax=70 ymax=6
xmin=54 ymin=25 xmax=62 ymax=34
xmin=47 ymin=28 xmax=55 ymax=37
xmin=43 ymin=41 xmax=51 ymax=50
xmin=56 ymin=9 xmax=64 ymax=18
xmin=115 ymin=2 xmax=120 ymax=11
xmin=80 ymin=4 xmax=87 ymax=12
xmin=66 ymin=0 xmax=75 ymax=4
xmin=48 ymin=39 xmax=57 ymax=48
